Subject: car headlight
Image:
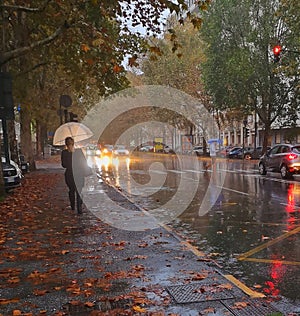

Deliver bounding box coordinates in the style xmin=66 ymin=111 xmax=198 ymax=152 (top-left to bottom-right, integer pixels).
xmin=96 ymin=149 xmax=101 ymax=155
xmin=103 ymin=149 xmax=108 ymax=154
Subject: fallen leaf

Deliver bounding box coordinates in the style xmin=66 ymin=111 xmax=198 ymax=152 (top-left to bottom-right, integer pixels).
xmin=232 ymin=301 xmax=249 ymax=309
xmin=132 ymin=305 xmax=146 ymax=313
xmin=33 ymin=289 xmax=48 ymax=296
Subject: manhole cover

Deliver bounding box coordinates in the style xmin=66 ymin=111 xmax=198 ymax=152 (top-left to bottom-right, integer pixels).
xmin=222 ymin=298 xmax=281 ymax=316
xmin=166 ymin=282 xmax=235 ymax=304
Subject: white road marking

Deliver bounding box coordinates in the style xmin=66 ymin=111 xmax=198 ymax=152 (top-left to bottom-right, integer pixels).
xmin=216 ymin=185 xmax=250 ymax=196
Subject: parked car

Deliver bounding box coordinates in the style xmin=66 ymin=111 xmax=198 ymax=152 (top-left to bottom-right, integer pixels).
xmin=258 ymin=144 xmax=300 ymax=179
xmin=227 ymin=147 xmax=254 ymax=159
xmin=113 ymin=145 xmax=129 ymax=156
xmin=163 ymin=145 xmax=175 ymax=154
xmin=192 ymin=145 xmax=209 ymax=157
xmin=227 ymin=147 xmax=243 ymax=159
xmin=139 ymin=145 xmax=154 ymax=152
xmin=1 ymin=157 xmax=23 ymax=191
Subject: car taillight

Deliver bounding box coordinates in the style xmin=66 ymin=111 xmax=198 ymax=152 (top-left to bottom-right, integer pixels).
xmin=287 ymin=153 xmax=298 ymax=160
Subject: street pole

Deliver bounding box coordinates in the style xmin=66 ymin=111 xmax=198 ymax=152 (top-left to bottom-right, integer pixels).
xmin=243 ymin=119 xmax=247 ymax=161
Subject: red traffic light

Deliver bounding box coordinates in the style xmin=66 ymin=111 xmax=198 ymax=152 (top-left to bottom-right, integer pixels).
xmin=273 ymin=45 xmax=282 ymax=56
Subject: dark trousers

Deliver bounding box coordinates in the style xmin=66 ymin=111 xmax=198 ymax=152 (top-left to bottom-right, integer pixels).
xmin=65 ymin=173 xmax=83 ymax=214
xmin=68 ymin=186 xmax=83 ymax=213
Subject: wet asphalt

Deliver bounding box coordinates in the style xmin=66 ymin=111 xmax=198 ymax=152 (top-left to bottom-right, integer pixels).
xmin=0 ymin=157 xmax=298 ymax=315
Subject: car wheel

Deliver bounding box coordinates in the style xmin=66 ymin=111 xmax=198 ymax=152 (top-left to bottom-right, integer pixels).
xmin=280 ymin=165 xmax=292 ymax=179
xmin=258 ymin=163 xmax=267 ymax=175
xmin=244 ymin=153 xmax=252 ymax=160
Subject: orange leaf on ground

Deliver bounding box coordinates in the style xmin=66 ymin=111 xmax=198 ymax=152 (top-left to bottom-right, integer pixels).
xmin=218 ymin=283 xmax=233 ymax=290
xmin=233 ymin=301 xmax=249 ymax=309
xmin=81 ymin=44 xmax=90 ymax=52
xmin=132 ymin=305 xmax=146 ymax=313
xmin=33 ymin=289 xmax=48 ymax=296
xmin=69 ymin=300 xmax=81 ymax=306
xmin=0 ymin=298 xmax=20 ymax=305
xmin=138 ymin=243 xmax=148 ymax=248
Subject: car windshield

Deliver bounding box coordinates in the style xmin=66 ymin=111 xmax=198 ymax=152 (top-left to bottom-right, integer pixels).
xmin=115 ymin=145 xmax=125 ymax=150
xmin=104 ymin=145 xmax=113 ymax=149
xmin=292 ymin=146 xmax=300 ymax=153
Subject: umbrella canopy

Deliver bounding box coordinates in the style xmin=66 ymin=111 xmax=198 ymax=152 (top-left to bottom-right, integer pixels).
xmin=53 ymin=122 xmax=93 ymax=146
xmin=207 ymin=138 xmax=222 ymax=144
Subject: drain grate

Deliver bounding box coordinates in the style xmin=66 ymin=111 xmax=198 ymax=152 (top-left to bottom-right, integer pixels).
xmin=221 ymin=298 xmax=281 ymax=316
xmin=166 ymin=282 xmax=235 ymax=304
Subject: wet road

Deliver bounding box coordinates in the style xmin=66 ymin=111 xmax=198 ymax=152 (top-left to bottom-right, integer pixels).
xmin=88 ymin=152 xmax=300 ymax=306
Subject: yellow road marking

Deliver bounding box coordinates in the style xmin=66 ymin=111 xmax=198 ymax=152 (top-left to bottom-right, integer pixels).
xmin=180 ymin=241 xmax=205 ymax=257
xmin=238 ymin=226 xmax=300 ymax=262
xmin=162 ymin=224 xmax=267 ymax=298
xmin=224 ymin=274 xmax=265 ymax=298
xmin=240 ymin=257 xmax=300 ymax=265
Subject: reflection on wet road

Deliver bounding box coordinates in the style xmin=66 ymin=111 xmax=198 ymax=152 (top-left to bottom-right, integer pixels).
xmin=90 ymin=153 xmax=300 ymax=304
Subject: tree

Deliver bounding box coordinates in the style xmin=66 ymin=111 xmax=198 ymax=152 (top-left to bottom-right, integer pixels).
xmin=200 ymin=0 xmax=299 ymax=151
xmin=140 ymin=20 xmax=210 ymax=137
xmin=0 ymin=0 xmax=209 ymax=196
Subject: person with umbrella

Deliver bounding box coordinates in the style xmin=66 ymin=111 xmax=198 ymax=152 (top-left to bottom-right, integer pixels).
xmin=61 ymin=136 xmax=90 ymax=214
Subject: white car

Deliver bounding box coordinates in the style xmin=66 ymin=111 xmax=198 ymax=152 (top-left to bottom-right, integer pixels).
xmin=1 ymin=157 xmax=23 ymax=191
xmin=140 ymin=145 xmax=154 ymax=152
xmin=113 ymin=145 xmax=129 ymax=156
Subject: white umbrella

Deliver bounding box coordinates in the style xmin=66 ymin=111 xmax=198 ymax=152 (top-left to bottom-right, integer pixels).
xmin=53 ymin=122 xmax=93 ymax=145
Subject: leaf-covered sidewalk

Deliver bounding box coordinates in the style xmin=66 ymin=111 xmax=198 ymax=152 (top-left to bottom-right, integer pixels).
xmin=0 ymin=158 xmax=288 ymax=316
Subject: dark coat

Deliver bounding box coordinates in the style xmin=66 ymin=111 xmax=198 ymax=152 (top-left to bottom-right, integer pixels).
xmin=61 ymin=148 xmax=87 ymax=190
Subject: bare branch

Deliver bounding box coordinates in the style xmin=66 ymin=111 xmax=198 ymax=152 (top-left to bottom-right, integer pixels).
xmin=0 ymin=23 xmax=68 ymax=66
xmin=0 ymin=0 xmax=51 ymax=13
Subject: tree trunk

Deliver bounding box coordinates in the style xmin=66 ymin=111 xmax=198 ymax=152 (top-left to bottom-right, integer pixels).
xmin=262 ymin=123 xmax=271 ymax=154
xmin=8 ymin=119 xmax=19 ymax=165
xmin=20 ymin=107 xmax=36 ymax=170
xmin=36 ymin=121 xmax=47 ymax=155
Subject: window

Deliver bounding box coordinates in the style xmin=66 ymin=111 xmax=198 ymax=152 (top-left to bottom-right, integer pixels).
xmin=269 ymin=146 xmax=281 ymax=155
xmin=275 ymin=132 xmax=281 ymax=144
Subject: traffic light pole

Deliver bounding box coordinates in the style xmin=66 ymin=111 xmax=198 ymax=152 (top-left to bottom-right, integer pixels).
xmin=242 ymin=119 xmax=247 ymax=161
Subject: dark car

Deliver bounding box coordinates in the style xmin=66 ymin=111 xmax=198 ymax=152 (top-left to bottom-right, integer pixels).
xmin=258 ymin=144 xmax=300 ymax=179
xmin=1 ymin=157 xmax=23 ymax=191
xmin=227 ymin=146 xmax=258 ymax=160
xmin=227 ymin=147 xmax=243 ymax=159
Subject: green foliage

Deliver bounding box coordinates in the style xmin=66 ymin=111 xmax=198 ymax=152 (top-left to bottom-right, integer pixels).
xmin=200 ymin=0 xmax=300 ymax=140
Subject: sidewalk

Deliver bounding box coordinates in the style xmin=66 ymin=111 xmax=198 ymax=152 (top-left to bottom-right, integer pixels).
xmin=0 ymin=157 xmax=297 ymax=316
